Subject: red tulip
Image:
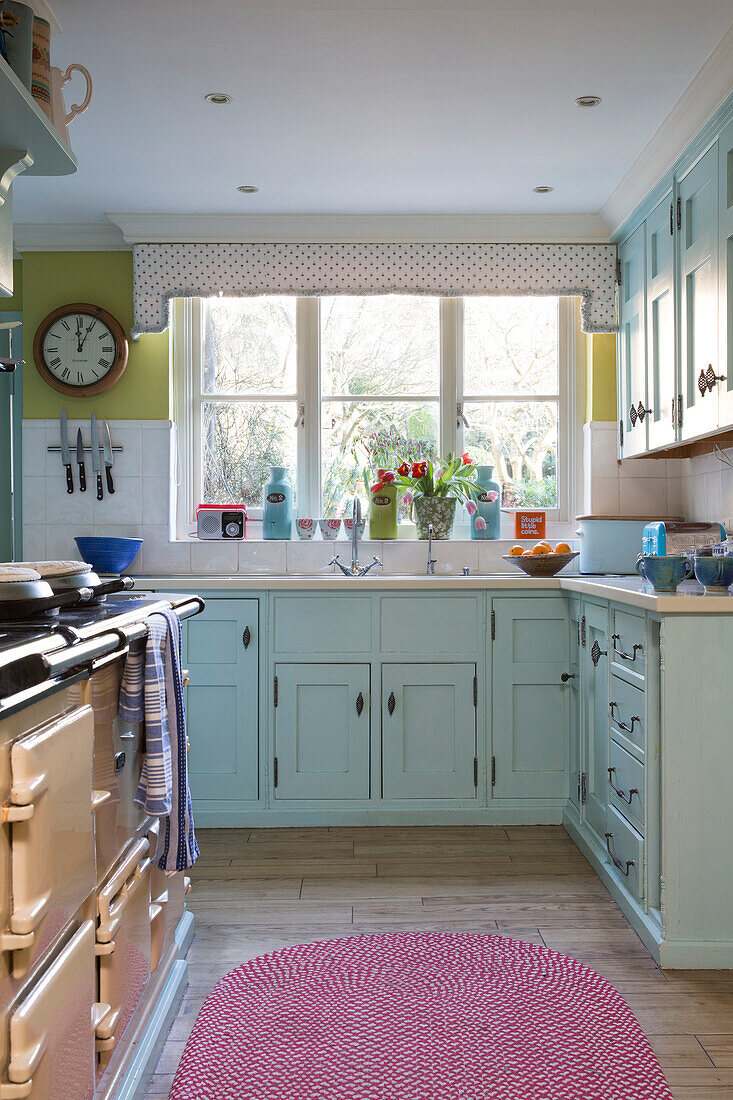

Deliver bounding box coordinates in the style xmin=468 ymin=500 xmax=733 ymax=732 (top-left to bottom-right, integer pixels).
xmin=397 ymin=462 xmax=410 ymax=476
xmin=412 ymin=462 xmax=427 ymax=477
xmin=371 ymin=482 xmax=384 ymax=493
xmin=462 ymin=453 xmax=471 ymax=465
xmin=381 ymin=471 xmax=396 ymax=483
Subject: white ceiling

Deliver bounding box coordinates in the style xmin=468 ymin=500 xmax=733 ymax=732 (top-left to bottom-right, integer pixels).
xmin=12 ymin=0 xmax=733 ymax=227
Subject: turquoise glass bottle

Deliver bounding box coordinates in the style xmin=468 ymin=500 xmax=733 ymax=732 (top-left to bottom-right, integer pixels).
xmin=470 ymin=465 xmax=501 ymax=540
xmin=263 ymin=466 xmax=293 ymax=540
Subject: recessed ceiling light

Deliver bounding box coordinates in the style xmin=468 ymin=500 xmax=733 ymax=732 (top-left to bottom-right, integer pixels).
xmin=533 ymin=185 xmax=554 ymax=194
xmin=237 ymin=185 xmax=259 ymax=194
xmin=575 ymin=95 xmax=602 ymax=108
xmin=205 ymin=92 xmax=232 ymax=105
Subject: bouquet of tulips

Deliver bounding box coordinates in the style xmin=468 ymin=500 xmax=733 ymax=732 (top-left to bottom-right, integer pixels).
xmin=391 ymin=453 xmax=479 ymax=504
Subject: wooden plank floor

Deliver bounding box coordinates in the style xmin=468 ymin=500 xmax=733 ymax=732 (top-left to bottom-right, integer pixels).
xmin=145 ymin=826 xmax=733 ymax=1098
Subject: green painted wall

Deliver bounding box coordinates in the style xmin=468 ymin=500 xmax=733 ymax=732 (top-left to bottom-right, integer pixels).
xmin=17 ymin=251 xmax=169 ymax=419
xmin=0 ymin=260 xmax=23 ymax=313
xmin=585 ymin=333 xmax=617 ymax=422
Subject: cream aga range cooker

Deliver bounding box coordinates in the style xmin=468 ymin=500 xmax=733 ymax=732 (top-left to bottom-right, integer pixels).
xmin=0 ymin=580 xmax=204 ymax=1100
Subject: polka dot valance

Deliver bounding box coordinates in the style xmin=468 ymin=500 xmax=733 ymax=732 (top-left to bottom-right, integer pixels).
xmin=131 ymin=242 xmax=618 ymax=337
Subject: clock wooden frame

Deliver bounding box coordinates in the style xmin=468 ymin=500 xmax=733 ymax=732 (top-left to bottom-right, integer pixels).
xmin=33 ymin=303 xmax=129 ymax=397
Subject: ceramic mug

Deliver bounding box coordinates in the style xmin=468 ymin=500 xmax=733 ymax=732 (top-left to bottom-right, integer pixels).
xmin=296 ymin=518 xmax=315 ymax=540
xmin=693 ymin=555 xmax=733 ymax=593
xmin=635 ymin=554 xmax=692 ymax=592
xmin=343 ymin=517 xmax=366 ymax=538
xmin=319 ymin=519 xmax=341 ymax=540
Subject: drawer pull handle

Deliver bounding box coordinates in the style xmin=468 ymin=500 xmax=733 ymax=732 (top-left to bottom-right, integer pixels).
xmin=387 ymin=691 xmax=396 ymax=716
xmin=609 ymin=702 xmax=641 ymax=733
xmin=612 ymin=635 xmax=643 ymax=662
xmin=242 ymin=626 xmax=251 ymax=649
xmin=590 ymin=640 xmax=606 ymax=667
xmin=355 ymin=691 xmax=364 ymax=716
xmin=604 ymin=832 xmax=635 ymax=877
xmin=607 ymin=767 xmax=639 ymax=805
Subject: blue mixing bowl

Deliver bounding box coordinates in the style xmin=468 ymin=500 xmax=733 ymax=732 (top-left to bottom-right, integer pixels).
xmin=75 ymin=536 xmax=143 ymax=574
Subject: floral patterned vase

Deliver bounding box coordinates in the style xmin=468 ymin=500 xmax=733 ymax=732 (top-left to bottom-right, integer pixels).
xmin=413 ymin=497 xmax=457 ymax=540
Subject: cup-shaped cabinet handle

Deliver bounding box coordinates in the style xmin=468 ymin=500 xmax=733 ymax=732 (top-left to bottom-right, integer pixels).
xmin=356 ymin=691 xmax=364 ymax=716
xmin=387 ymin=691 xmax=396 ymax=716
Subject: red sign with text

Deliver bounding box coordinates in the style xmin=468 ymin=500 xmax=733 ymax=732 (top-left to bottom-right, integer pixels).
xmin=514 ymin=511 xmax=546 ymax=539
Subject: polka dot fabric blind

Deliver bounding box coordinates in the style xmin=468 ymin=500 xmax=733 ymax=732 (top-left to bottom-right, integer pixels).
xmin=131 ymin=242 xmax=618 ymax=337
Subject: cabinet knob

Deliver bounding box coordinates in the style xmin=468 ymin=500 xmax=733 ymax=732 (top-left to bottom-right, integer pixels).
xmin=705 ymin=364 xmax=727 ymax=391
xmin=698 ymin=369 xmax=710 ymax=396
xmin=590 ymin=640 xmax=606 ymax=667
xmin=242 ymin=626 xmax=251 ymax=649
xmin=560 ymin=672 xmax=575 ymax=682
xmin=628 ymin=403 xmax=638 ymax=427
xmin=636 ymin=401 xmax=652 ymax=423
xmin=387 ymin=691 xmax=396 ymax=716
xmin=355 ymin=691 xmax=364 ymax=716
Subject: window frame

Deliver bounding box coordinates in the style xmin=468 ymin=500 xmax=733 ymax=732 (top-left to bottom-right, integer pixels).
xmin=172 ymin=294 xmax=579 ymax=538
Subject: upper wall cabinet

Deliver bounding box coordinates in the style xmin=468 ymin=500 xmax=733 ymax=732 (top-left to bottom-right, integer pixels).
xmin=0 ymin=58 xmax=77 ymax=296
xmin=616 ymin=96 xmax=733 ymax=457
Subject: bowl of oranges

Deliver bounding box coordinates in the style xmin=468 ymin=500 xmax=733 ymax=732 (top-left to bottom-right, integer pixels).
xmin=503 ymin=541 xmax=579 ymax=577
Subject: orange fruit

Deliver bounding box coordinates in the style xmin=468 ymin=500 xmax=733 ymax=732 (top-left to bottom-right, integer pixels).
xmin=530 ymin=544 xmax=548 ymax=555
xmin=522 ymin=549 xmax=534 ymax=556
xmin=554 ymin=541 xmax=571 ymax=554
xmin=509 ymin=545 xmax=525 ymax=556
xmin=535 ymin=540 xmax=551 ymax=551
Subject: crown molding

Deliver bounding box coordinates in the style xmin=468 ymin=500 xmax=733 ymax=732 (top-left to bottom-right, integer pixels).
xmin=600 ymin=24 xmax=733 ymax=237
xmin=13 ymin=221 xmax=129 ymax=251
xmin=106 ymin=211 xmax=610 ymax=245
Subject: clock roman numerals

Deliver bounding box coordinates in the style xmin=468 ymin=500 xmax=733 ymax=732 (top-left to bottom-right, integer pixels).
xmin=98 ymin=357 xmax=110 ymax=367
xmin=61 ymin=320 xmax=70 ymax=331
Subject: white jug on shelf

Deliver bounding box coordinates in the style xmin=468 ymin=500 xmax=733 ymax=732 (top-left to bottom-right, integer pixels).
xmin=49 ymin=62 xmax=92 ymax=143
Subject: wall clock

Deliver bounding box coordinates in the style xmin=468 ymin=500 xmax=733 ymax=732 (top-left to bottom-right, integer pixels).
xmin=33 ymin=303 xmax=129 ymax=397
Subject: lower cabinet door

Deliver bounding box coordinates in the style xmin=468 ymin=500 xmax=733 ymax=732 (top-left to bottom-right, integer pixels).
xmin=381 ymin=663 xmax=477 ymax=800
xmin=583 ymin=601 xmax=610 ymax=841
xmin=184 ymin=597 xmax=259 ymax=802
xmin=491 ymin=598 xmax=570 ymax=799
xmin=274 ymin=664 xmax=370 ymax=799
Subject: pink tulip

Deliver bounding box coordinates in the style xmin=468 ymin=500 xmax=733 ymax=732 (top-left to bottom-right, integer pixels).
xmin=486 ymin=490 xmax=499 ymax=503
xmin=475 ymin=517 xmax=487 ymax=531
xmin=434 ymin=468 xmax=444 ymax=481
xmin=402 ymin=491 xmax=414 ymax=506
xmin=465 ymin=500 xmax=478 ymax=516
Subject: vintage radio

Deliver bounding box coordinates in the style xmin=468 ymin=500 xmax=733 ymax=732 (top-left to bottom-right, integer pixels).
xmin=196 ymin=504 xmax=247 ymax=540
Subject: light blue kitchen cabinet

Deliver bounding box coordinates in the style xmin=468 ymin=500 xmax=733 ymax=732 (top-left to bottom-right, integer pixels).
xmin=491 ymin=597 xmax=570 ymax=799
xmin=645 ymin=190 xmax=677 ymax=449
xmin=580 ymin=600 xmax=609 ymax=842
xmin=567 ymin=597 xmax=582 ymax=813
xmin=618 ymin=224 xmax=648 ymax=457
xmin=184 ymin=597 xmax=259 ymax=802
xmin=381 ymin=663 xmax=477 ymax=800
xmin=718 ymin=117 xmax=733 ymax=427
xmin=678 ymin=144 xmax=719 ymax=440
xmin=273 ymin=663 xmax=371 ymax=800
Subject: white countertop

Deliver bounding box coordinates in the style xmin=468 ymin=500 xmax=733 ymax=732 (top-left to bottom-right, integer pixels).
xmin=134 ymin=572 xmax=733 ymax=613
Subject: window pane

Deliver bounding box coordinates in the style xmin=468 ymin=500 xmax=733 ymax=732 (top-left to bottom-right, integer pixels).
xmin=322 ymin=400 xmax=438 ymax=517
xmin=202 ymin=401 xmax=297 ymax=509
xmin=463 ymin=297 xmax=558 ymax=396
xmin=321 ymin=296 xmax=440 ymax=396
xmin=203 ymin=298 xmax=297 ymax=394
xmin=464 ymin=401 xmax=558 ymax=509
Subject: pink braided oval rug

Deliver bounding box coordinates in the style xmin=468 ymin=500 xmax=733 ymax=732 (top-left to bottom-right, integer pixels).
xmin=169 ymin=931 xmax=673 ymax=1100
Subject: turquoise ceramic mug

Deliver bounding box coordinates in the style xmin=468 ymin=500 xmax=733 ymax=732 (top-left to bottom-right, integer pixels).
xmin=693 ymin=555 xmax=733 ymax=593
xmin=635 ymin=554 xmax=692 ymax=592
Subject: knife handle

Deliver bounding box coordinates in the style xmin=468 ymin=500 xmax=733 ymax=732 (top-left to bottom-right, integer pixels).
xmin=105 ymin=467 xmax=115 ymax=494
xmin=78 ymin=462 xmax=86 ymax=492
xmin=96 ymin=472 xmax=104 ymax=501
xmin=64 ymin=463 xmax=74 ymax=494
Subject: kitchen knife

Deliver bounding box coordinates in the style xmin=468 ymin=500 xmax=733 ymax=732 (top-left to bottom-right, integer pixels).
xmin=90 ymin=413 xmax=104 ymax=500
xmin=102 ymin=420 xmax=115 ymax=494
xmin=76 ymin=428 xmax=87 ymax=492
xmin=60 ymin=410 xmax=73 ymax=494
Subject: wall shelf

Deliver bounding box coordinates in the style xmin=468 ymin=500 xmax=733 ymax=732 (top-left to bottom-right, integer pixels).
xmin=0 ymin=56 xmax=76 ymax=181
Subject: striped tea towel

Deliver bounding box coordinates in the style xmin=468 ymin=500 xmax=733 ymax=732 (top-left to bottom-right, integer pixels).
xmin=119 ymin=610 xmax=199 ymax=871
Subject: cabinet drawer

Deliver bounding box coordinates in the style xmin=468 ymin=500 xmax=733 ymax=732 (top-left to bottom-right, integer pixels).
xmin=605 ymin=804 xmax=644 ymax=900
xmin=272 ymin=596 xmax=372 ymax=655
xmin=610 ymin=607 xmax=645 ymax=684
xmin=608 ymin=738 xmax=645 ymax=833
xmin=609 ymin=674 xmax=645 ymax=754
xmin=380 ymin=596 xmax=479 ymax=655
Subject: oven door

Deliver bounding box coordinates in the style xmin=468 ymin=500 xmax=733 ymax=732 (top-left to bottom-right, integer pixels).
xmin=70 ymin=658 xmax=147 ymax=888
xmin=3 ymin=918 xmax=96 ymax=1100
xmin=1 ymin=705 xmax=96 ymax=980
xmin=94 ymin=837 xmax=152 ymax=1071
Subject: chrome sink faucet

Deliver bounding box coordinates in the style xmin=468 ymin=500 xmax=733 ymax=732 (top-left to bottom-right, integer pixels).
xmin=329 ymin=496 xmax=382 ymax=577
xmin=426 ymin=523 xmax=437 ymax=575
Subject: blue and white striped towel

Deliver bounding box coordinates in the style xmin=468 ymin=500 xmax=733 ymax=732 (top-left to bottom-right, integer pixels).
xmin=119 ymin=610 xmax=199 ymax=871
